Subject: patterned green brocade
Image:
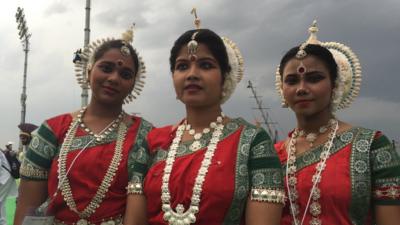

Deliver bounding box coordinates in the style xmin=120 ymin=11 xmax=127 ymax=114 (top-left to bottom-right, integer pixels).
xmin=20 ymin=122 xmax=57 ymax=180
xmin=127 ymin=119 xmax=153 ymax=182
xmin=280 ymin=127 xmax=400 ymax=225
xmin=282 ymin=127 xmax=360 ymax=173
xmin=222 ymin=119 xmax=284 ymax=225
xmin=349 ymin=128 xmax=375 ymax=225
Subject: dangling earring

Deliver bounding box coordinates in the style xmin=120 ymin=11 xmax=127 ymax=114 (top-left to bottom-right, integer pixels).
xmin=329 ymin=89 xmax=337 ymax=112
xmin=281 ymin=99 xmax=288 ymax=108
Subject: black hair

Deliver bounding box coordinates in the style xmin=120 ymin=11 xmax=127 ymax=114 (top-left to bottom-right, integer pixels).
xmin=169 ymin=29 xmax=231 ymax=77
xmin=279 ymin=44 xmax=338 ymax=86
xmin=93 ymin=40 xmax=140 ymax=77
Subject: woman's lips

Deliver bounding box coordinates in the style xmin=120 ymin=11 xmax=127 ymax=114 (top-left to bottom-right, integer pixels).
xmin=102 ymin=86 xmax=119 ymax=94
xmin=184 ymin=84 xmax=202 ymax=91
xmin=295 ymin=99 xmax=313 ymax=107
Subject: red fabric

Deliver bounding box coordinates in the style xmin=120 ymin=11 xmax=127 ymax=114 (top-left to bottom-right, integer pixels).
xmin=275 ymin=141 xmax=356 ymax=225
xmin=46 ymin=114 xmax=141 ymax=224
xmin=144 ymin=125 xmax=244 ymax=225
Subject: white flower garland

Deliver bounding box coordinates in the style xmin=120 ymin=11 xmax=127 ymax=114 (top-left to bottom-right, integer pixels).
xmin=220 ymin=37 xmax=244 ymax=104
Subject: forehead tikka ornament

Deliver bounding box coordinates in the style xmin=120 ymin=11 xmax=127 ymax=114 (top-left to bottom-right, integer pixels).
xmin=275 ymin=20 xmax=362 ymax=111
xmin=74 ymin=23 xmax=147 ymax=104
xmin=188 ymin=32 xmax=199 ymax=61
xmin=187 ymin=8 xmax=201 ymax=61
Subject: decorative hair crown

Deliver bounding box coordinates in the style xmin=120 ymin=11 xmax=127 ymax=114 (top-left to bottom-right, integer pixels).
xmin=74 ymin=25 xmax=146 ymax=104
xmin=275 ymin=20 xmax=362 ymax=111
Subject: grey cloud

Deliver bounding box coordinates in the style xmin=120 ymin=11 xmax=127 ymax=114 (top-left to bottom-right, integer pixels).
xmin=44 ymin=2 xmax=69 ymax=16
xmin=1 ymin=0 xmax=399 ymax=146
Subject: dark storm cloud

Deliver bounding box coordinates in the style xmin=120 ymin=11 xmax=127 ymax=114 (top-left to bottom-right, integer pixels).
xmin=187 ymin=0 xmax=400 ymax=103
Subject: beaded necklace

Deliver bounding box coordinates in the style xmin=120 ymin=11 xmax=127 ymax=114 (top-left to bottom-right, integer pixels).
xmin=286 ymin=119 xmax=338 ymax=225
xmin=57 ymin=109 xmax=127 ymax=225
xmin=161 ymin=114 xmax=224 ymax=225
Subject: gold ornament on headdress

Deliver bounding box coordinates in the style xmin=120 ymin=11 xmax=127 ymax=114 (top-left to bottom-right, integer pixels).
xmin=275 ymin=20 xmax=362 ymax=111
xmin=120 ymin=24 xmax=135 ymax=56
xmin=74 ymin=24 xmax=147 ymax=104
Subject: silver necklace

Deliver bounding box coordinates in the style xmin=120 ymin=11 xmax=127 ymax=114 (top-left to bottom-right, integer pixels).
xmin=77 ymin=107 xmax=125 ymax=143
xmin=297 ymin=120 xmax=332 ymax=147
xmin=185 ymin=113 xmax=225 ymax=151
xmin=161 ymin=113 xmax=224 ymax=225
xmin=286 ymin=119 xmax=338 ymax=225
xmin=57 ymin=110 xmax=127 ymax=225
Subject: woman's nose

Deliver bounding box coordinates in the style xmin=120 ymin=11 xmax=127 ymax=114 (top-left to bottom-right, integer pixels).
xmin=107 ymin=70 xmax=121 ymax=83
xmin=296 ymin=80 xmax=309 ymax=96
xmin=186 ymin=63 xmax=200 ymax=81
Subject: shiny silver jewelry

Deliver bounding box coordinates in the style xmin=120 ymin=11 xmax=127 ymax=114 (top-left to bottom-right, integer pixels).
xmin=185 ymin=113 xmax=225 ymax=152
xmin=77 ymin=107 xmax=125 ymax=143
xmin=297 ymin=119 xmax=335 ymax=147
xmin=58 ymin=114 xmax=127 ymax=222
xmin=161 ymin=114 xmax=225 ymax=225
xmin=286 ymin=119 xmax=339 ymax=225
xmin=187 ymin=32 xmax=199 ymax=61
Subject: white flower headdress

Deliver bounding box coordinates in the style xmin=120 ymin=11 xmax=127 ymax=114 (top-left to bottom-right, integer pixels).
xmin=275 ymin=20 xmax=362 ymax=112
xmin=188 ymin=8 xmax=244 ymax=104
xmin=74 ymin=24 xmax=146 ymax=104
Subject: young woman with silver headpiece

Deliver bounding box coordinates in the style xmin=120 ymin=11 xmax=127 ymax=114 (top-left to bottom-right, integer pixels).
xmin=124 ymin=9 xmax=285 ymax=225
xmin=14 ymin=26 xmax=152 ymax=225
xmin=274 ymin=21 xmax=400 ymax=225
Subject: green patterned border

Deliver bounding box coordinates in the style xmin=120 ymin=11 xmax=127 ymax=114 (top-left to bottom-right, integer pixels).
xmin=222 ymin=119 xmax=258 ymax=225
xmin=150 ymin=118 xmax=245 ymax=166
xmin=127 ymin=119 xmax=153 ymax=182
xmin=349 ymin=127 xmax=375 ymax=225
xmin=282 ymin=127 xmax=359 ymax=172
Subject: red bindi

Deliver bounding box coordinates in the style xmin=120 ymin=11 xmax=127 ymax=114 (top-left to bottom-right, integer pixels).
xmin=297 ymin=62 xmax=307 ymax=75
xmin=189 ymin=54 xmax=197 ymax=61
xmin=117 ymin=60 xmax=124 ymax=66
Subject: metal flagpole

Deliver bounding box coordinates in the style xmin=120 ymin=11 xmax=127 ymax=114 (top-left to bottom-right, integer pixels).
xmin=80 ymin=0 xmax=91 ymax=107
xmin=15 ymin=7 xmax=32 ymax=151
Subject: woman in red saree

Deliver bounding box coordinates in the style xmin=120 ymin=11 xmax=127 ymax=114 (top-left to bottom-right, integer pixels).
xmin=274 ymin=21 xmax=400 ymax=225
xmin=14 ymin=27 xmax=152 ymax=225
xmin=124 ymin=10 xmax=285 ymax=225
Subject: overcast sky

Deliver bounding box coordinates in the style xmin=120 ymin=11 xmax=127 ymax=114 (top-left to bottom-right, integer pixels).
xmin=1 ymin=0 xmax=399 ymax=150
